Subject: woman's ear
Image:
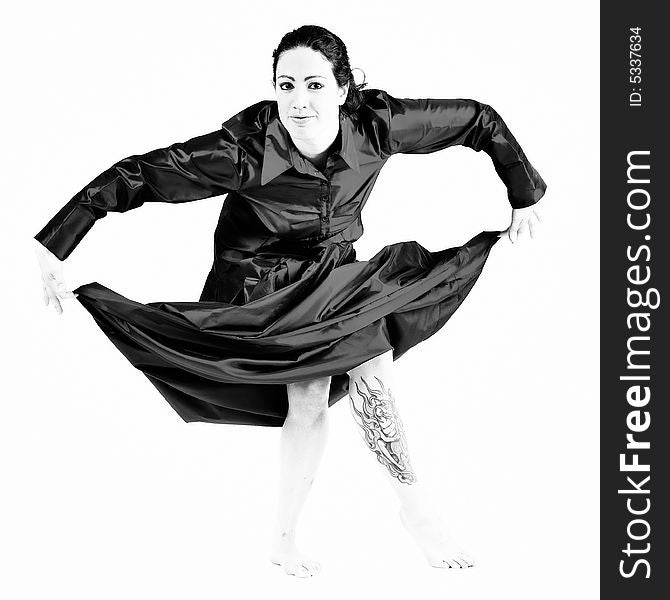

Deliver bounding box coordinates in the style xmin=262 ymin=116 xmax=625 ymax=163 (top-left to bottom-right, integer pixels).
xmin=339 ymin=82 xmax=349 ymax=105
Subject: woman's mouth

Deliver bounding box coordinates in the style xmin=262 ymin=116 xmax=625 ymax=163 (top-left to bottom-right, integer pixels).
xmin=291 ymin=115 xmax=314 ymax=123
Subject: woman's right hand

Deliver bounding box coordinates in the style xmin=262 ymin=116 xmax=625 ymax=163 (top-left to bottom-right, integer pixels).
xmin=35 ymin=240 xmax=77 ymax=314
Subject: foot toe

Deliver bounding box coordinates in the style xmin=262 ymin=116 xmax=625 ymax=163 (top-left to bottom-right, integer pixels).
xmin=434 ymin=559 xmax=452 ymax=568
xmin=289 ymin=564 xmax=312 ymax=578
xmin=303 ymin=560 xmax=320 ymax=573
xmin=300 ymin=564 xmax=313 ymax=577
xmin=459 ymin=555 xmax=475 ymax=567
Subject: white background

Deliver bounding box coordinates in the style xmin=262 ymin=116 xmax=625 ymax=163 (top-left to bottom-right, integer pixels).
xmin=3 ymin=0 xmax=599 ymax=598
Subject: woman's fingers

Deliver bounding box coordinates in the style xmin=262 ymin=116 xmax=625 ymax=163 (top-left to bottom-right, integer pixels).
xmin=46 ymin=271 xmax=76 ymax=298
xmin=528 ymin=211 xmax=541 ymax=239
xmin=505 ymin=204 xmax=544 ymax=244
xmin=37 ymin=250 xmax=75 ymax=311
xmin=509 ymin=219 xmax=520 ymax=243
xmin=55 ymin=281 xmax=76 ymax=298
xmin=41 ymin=275 xmax=74 ymax=313
xmin=46 ymin=286 xmax=63 ymax=314
xmin=516 ymin=219 xmax=528 ymax=237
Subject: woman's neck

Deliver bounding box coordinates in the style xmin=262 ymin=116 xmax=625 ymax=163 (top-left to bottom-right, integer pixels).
xmin=292 ymin=119 xmax=340 ymax=167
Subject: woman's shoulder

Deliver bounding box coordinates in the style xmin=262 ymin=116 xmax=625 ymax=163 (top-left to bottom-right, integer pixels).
xmin=355 ymin=88 xmax=397 ymax=124
xmin=220 ymin=99 xmax=277 ymax=141
xmin=360 ymin=87 xmax=392 ymax=108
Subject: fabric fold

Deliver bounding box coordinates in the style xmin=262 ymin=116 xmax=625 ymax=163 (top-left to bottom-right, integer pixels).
xmin=72 ymin=230 xmax=501 ymax=426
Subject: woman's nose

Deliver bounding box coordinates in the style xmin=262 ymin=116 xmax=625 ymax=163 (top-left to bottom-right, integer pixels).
xmin=292 ymin=90 xmax=308 ymax=109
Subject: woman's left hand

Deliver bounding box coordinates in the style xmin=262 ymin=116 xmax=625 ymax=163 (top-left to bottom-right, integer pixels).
xmin=498 ymin=202 xmax=543 ymax=243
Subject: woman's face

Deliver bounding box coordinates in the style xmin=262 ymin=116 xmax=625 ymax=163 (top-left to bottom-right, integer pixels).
xmin=274 ymin=46 xmax=349 ymax=144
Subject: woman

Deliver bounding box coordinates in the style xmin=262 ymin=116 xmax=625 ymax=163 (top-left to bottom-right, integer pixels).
xmin=34 ymin=25 xmax=546 ymax=577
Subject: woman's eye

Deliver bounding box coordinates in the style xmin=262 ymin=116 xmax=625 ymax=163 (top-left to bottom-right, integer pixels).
xmin=278 ymin=82 xmax=323 ymax=91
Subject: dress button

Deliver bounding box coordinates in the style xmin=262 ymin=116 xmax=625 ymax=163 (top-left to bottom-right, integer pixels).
xmin=321 ymin=195 xmax=328 ymax=201
xmin=320 ymin=216 xmax=328 ymax=222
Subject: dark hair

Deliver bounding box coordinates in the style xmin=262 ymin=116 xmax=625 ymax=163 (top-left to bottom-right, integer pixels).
xmin=271 ymin=25 xmax=367 ymax=119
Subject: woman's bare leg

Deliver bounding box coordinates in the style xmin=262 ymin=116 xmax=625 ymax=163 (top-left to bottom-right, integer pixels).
xmin=346 ymin=350 xmax=474 ymax=569
xmin=269 ymin=376 xmax=330 ymax=577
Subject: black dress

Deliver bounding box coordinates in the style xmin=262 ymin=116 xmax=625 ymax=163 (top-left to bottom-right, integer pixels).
xmin=34 ymin=88 xmax=547 ymax=426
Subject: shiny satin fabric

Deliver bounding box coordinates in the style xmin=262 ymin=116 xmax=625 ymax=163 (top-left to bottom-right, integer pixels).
xmin=72 ymin=231 xmax=500 ymax=425
xmin=35 ymin=88 xmax=546 ymax=426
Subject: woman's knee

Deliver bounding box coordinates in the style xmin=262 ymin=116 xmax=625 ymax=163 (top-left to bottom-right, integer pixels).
xmin=347 ymin=349 xmax=393 ymax=380
xmin=286 ymin=376 xmax=331 ymax=420
xmin=347 ymin=349 xmax=395 ymax=410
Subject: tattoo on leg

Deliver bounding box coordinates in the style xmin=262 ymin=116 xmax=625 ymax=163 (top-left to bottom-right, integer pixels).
xmin=349 ymin=375 xmax=416 ymax=484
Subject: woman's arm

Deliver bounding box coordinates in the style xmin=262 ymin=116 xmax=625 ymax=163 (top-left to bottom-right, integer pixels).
xmin=34 ymin=127 xmax=246 ymax=261
xmin=381 ymin=91 xmax=547 ymax=209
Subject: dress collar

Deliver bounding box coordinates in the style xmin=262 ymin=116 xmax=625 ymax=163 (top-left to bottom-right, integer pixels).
xmin=260 ymin=110 xmax=360 ymax=185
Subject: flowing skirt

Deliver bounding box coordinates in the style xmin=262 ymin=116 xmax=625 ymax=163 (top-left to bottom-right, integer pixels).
xmin=72 ymin=230 xmax=502 ymax=426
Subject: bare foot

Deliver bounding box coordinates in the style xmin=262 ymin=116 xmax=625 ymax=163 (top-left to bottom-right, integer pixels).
xmin=269 ymin=542 xmax=321 ymax=577
xmin=399 ymin=504 xmax=475 ymax=569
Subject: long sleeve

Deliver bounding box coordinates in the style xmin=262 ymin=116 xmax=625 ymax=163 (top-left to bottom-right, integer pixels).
xmin=34 ymin=127 xmax=247 ymax=260
xmin=381 ymin=91 xmax=547 ymax=209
